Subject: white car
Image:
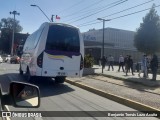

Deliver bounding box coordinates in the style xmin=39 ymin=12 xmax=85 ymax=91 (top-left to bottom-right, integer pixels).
xmin=0 ymin=55 xmax=3 ymax=63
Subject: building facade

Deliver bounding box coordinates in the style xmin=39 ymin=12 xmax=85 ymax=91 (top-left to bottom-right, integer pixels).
xmin=82 ymin=28 xmax=143 ymax=64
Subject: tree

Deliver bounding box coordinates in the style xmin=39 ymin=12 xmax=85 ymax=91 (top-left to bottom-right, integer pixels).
xmin=0 ymin=28 xmax=12 ymax=53
xmin=0 ymin=17 xmax=23 ymax=32
xmin=134 ymin=4 xmax=160 ymax=55
xmin=0 ymin=17 xmax=23 ymax=53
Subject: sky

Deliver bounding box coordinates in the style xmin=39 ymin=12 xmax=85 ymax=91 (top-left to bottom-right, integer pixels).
xmin=0 ymin=0 xmax=160 ymax=34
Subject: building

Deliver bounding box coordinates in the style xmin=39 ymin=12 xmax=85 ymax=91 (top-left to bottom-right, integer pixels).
xmin=82 ymin=28 xmax=143 ymax=64
xmin=14 ymin=33 xmax=29 ymax=56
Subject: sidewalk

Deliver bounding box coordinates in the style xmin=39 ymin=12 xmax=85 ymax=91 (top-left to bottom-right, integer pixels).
xmin=93 ymin=65 xmax=160 ymax=87
xmin=67 ymin=65 xmax=160 ymax=110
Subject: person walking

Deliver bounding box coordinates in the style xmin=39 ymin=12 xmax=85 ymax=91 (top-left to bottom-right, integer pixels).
xmin=126 ymin=55 xmax=134 ymax=76
xmin=98 ymin=57 xmax=101 ymax=66
xmin=138 ymin=55 xmax=148 ymax=78
xmin=150 ymin=54 xmax=158 ymax=81
xmin=146 ymin=56 xmax=150 ymax=77
xmin=118 ymin=55 xmax=124 ymax=72
xmin=101 ymin=56 xmax=107 ymax=69
xmin=108 ymin=55 xmax=114 ymax=71
xmin=124 ymin=55 xmax=129 ymax=71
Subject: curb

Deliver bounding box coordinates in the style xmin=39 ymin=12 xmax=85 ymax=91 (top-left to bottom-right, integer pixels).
xmin=66 ymin=78 xmax=160 ymax=113
xmin=94 ymin=73 xmax=160 ymax=87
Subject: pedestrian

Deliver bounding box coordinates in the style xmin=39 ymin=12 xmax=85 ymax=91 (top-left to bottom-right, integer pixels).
xmin=146 ymin=56 xmax=150 ymax=77
xmin=101 ymin=56 xmax=107 ymax=69
xmin=141 ymin=55 xmax=148 ymax=78
xmin=150 ymin=54 xmax=158 ymax=81
xmin=118 ymin=55 xmax=125 ymax=72
xmin=138 ymin=55 xmax=147 ymax=78
xmin=126 ymin=55 xmax=134 ymax=76
xmin=124 ymin=55 xmax=129 ymax=71
xmin=108 ymin=55 xmax=114 ymax=71
xmin=98 ymin=57 xmax=101 ymax=66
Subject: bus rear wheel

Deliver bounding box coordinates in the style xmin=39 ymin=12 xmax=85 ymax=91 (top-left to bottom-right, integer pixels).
xmin=25 ymin=67 xmax=34 ymax=82
xmin=55 ymin=77 xmax=66 ymax=83
xmin=19 ymin=65 xmax=23 ymax=75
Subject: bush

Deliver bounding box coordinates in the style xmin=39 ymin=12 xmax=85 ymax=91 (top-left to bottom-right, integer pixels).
xmin=84 ymin=54 xmax=94 ymax=68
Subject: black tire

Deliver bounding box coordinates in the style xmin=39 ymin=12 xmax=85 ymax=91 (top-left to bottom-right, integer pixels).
xmin=55 ymin=77 xmax=66 ymax=83
xmin=19 ymin=65 xmax=23 ymax=75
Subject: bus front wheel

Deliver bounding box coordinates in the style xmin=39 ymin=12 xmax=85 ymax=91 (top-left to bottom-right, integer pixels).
xmin=55 ymin=77 xmax=66 ymax=83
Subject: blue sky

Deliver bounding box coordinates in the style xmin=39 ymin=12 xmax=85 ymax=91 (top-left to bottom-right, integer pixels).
xmin=0 ymin=0 xmax=160 ymax=34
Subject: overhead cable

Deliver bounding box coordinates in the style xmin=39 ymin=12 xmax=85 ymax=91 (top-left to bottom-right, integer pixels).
xmin=78 ymin=4 xmax=160 ymax=27
xmin=78 ymin=0 xmax=154 ymax=26
xmin=69 ymin=0 xmax=128 ymax=24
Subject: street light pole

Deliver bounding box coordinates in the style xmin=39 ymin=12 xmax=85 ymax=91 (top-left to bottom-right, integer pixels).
xmin=10 ymin=10 xmax=20 ymax=56
xmin=97 ymin=18 xmax=111 ymax=73
xmin=30 ymin=5 xmax=51 ymax=22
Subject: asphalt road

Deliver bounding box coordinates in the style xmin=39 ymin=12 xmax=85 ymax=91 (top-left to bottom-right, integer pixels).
xmin=0 ymin=63 xmax=159 ymax=120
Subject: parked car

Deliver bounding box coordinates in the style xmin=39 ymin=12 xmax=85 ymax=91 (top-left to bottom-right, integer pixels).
xmin=4 ymin=55 xmax=11 ymax=62
xmin=0 ymin=55 xmax=3 ymax=63
xmin=10 ymin=55 xmax=20 ymax=64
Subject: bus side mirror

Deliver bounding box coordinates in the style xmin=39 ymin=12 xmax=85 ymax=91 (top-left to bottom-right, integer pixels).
xmin=9 ymin=82 xmax=40 ymax=108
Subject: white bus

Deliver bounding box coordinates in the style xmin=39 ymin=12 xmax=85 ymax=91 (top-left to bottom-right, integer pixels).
xmin=20 ymin=22 xmax=84 ymax=83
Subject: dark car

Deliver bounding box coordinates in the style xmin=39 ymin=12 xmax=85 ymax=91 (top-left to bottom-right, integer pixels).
xmin=10 ymin=55 xmax=20 ymax=64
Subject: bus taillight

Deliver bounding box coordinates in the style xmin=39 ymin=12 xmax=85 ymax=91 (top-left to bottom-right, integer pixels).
xmin=80 ymin=55 xmax=84 ymax=70
xmin=37 ymin=52 xmax=43 ymax=68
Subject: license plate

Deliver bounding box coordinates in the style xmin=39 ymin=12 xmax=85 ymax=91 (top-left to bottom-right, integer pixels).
xmin=57 ymin=72 xmax=66 ymax=76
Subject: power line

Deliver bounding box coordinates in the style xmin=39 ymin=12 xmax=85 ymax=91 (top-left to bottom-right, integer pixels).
xmin=78 ymin=0 xmax=154 ymax=26
xmin=58 ymin=0 xmax=85 ymax=14
xmin=62 ymin=0 xmax=106 ymax=18
xmin=65 ymin=0 xmax=125 ymax=22
xmin=111 ymin=4 xmax=160 ymax=20
xmin=69 ymin=0 xmax=128 ymax=24
xmin=79 ymin=4 xmax=160 ymax=27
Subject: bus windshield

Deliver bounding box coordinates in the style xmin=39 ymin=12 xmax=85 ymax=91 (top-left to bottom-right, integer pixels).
xmin=45 ymin=25 xmax=80 ymax=52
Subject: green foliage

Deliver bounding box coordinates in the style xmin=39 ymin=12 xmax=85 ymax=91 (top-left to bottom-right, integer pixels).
xmin=134 ymin=4 xmax=160 ymax=54
xmin=0 ymin=17 xmax=23 ymax=53
xmin=0 ymin=17 xmax=23 ymax=32
xmin=84 ymin=54 xmax=94 ymax=68
xmin=0 ymin=28 xmax=12 ymax=53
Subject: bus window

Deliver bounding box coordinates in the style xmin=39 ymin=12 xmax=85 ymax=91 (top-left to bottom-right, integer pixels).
xmin=45 ymin=25 xmax=80 ymax=52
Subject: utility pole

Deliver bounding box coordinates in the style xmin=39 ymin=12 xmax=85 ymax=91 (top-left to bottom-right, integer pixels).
xmin=10 ymin=10 xmax=20 ymax=56
xmin=97 ymin=18 xmax=111 ymax=73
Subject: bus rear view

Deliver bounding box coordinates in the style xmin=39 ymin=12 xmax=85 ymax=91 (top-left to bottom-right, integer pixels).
xmin=20 ymin=23 xmax=84 ymax=83
xmin=42 ymin=24 xmax=84 ymax=83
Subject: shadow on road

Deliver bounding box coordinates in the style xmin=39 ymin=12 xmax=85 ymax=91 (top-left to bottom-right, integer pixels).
xmin=122 ymin=77 xmax=160 ymax=95
xmin=0 ymin=73 xmax=75 ymax=98
xmin=30 ymin=77 xmax=75 ymax=98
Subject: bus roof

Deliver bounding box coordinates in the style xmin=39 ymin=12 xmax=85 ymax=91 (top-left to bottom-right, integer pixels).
xmin=39 ymin=22 xmax=79 ymax=30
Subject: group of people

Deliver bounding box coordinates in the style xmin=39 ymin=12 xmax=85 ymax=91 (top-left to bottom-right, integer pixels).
xmin=101 ymin=55 xmax=114 ymax=71
xmin=100 ymin=54 xmax=159 ymax=81
xmin=117 ymin=55 xmax=134 ymax=76
xmin=138 ymin=54 xmax=159 ymax=81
